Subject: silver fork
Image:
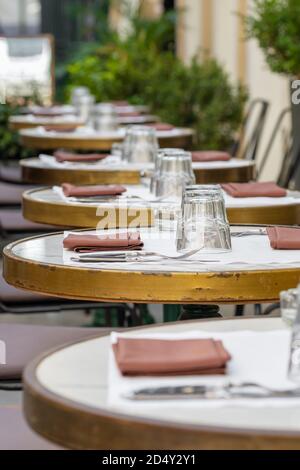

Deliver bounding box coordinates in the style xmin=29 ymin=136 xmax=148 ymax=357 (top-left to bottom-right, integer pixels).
xmin=72 ymin=248 xmax=218 ymax=263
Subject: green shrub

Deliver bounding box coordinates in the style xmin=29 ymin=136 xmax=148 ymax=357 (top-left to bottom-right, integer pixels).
xmin=246 ymin=0 xmax=300 ymax=77
xmin=0 ymin=103 xmax=33 ymax=160
xmin=66 ymin=12 xmax=247 ymax=150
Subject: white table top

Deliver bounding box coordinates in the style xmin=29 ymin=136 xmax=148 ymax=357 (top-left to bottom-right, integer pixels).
xmin=35 ymin=317 xmax=300 ymax=434
xmin=7 ymin=225 xmax=300 ymax=273
xmin=21 ymin=156 xmax=254 ymax=173
xmin=20 ymin=126 xmax=194 ymax=140
xmin=28 ymin=185 xmax=300 ymax=210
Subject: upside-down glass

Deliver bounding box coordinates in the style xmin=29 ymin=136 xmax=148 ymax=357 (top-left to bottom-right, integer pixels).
xmin=150 ymin=148 xmax=186 ymax=194
xmin=280 ymin=288 xmax=298 ymax=326
xmin=71 ymin=87 xmax=90 ymax=106
xmin=122 ymin=126 xmax=158 ymax=163
xmin=74 ymin=94 xmax=95 ymax=125
xmin=93 ymin=103 xmax=118 ymax=132
xmin=176 ymin=190 xmax=231 ymax=253
xmin=183 ymin=185 xmax=228 ymax=223
xmin=155 ymin=152 xmax=196 ymax=200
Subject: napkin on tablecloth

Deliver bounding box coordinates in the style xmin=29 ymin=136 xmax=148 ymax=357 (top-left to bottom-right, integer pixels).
xmin=267 ymin=226 xmax=300 ymax=250
xmin=192 ymin=151 xmax=231 ymax=162
xmin=63 ymin=232 xmax=143 ymax=253
xmin=118 ymin=111 xmax=141 ymax=117
xmin=44 ymin=126 xmax=77 ymax=133
xmin=62 ymin=183 xmax=126 ymax=197
xmin=222 ymin=182 xmax=287 ymax=198
xmin=54 ymin=151 xmax=108 ymax=163
xmin=147 ymin=123 xmax=174 ymax=131
xmin=113 ymin=337 xmax=231 ymax=376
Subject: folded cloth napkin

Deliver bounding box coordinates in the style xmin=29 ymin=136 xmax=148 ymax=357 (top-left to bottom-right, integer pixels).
xmin=267 ymin=226 xmax=300 ymax=250
xmin=111 ymin=101 xmax=129 ymax=107
xmin=118 ymin=111 xmax=141 ymax=117
xmin=221 ymin=182 xmax=287 ymax=198
xmin=147 ymin=123 xmax=174 ymax=131
xmin=63 ymin=232 xmax=143 ymax=253
xmin=192 ymin=151 xmax=231 ymax=162
xmin=33 ymin=107 xmax=63 ymax=117
xmin=113 ymin=337 xmax=231 ymax=376
xmin=62 ymin=183 xmax=127 ymax=197
xmin=54 ymin=151 xmax=108 ymax=163
xmin=44 ymin=125 xmax=77 ymax=133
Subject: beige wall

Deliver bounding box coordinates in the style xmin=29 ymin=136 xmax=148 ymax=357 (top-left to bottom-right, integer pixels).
xmin=176 ymin=0 xmax=291 ymax=181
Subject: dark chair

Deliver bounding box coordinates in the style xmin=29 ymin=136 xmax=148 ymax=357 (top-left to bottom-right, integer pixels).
xmin=233 ymin=98 xmax=270 ymax=162
xmin=0 ymin=322 xmax=114 ymax=382
xmin=0 ymin=163 xmax=24 ymax=185
xmin=0 ymin=406 xmax=62 ymax=450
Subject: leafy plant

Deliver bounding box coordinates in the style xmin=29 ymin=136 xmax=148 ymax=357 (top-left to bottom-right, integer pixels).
xmin=246 ymin=0 xmax=300 ymax=76
xmin=66 ymin=11 xmax=246 ymax=149
xmin=0 ymin=103 xmax=33 ymax=160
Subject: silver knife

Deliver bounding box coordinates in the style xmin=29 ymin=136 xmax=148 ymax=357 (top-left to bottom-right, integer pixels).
xmin=124 ymin=383 xmax=300 ymax=400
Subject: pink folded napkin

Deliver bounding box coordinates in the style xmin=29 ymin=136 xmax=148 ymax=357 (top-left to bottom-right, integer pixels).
xmin=118 ymin=111 xmax=141 ymax=117
xmin=111 ymin=101 xmax=129 ymax=107
xmin=44 ymin=125 xmax=77 ymax=133
xmin=267 ymin=226 xmax=300 ymax=250
xmin=147 ymin=123 xmax=174 ymax=131
xmin=221 ymin=182 xmax=287 ymax=198
xmin=33 ymin=107 xmax=63 ymax=117
xmin=54 ymin=151 xmax=108 ymax=163
xmin=63 ymin=232 xmax=143 ymax=253
xmin=62 ymin=183 xmax=126 ymax=197
xmin=192 ymin=151 xmax=231 ymax=162
xmin=113 ymin=337 xmax=231 ymax=376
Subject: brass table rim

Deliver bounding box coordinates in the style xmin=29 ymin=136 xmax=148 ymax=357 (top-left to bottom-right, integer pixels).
xmin=4 ymin=228 xmax=300 ymax=304
xmin=23 ymin=317 xmax=300 ymax=450
xmin=22 ymin=187 xmax=300 ymax=228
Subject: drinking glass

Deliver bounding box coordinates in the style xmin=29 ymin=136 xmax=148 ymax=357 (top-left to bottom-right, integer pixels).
xmin=281 ymin=288 xmax=298 ymax=326
xmin=288 ymin=285 xmax=300 ymax=383
xmin=71 ymin=87 xmax=90 ymax=106
xmin=151 ymin=148 xmax=188 ymax=195
xmin=74 ymin=94 xmax=95 ymax=124
xmin=155 ymin=152 xmax=196 ymax=200
xmin=176 ymin=191 xmax=231 ymax=253
xmin=122 ymin=126 xmax=158 ymax=163
xmin=93 ymin=103 xmax=118 ymax=132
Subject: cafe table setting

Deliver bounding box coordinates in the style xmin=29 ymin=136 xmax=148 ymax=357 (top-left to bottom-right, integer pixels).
xmin=22 ymin=315 xmax=300 ymax=449
xmin=20 ymin=134 xmax=255 ymax=186
xmin=22 ymin=180 xmax=300 ymax=228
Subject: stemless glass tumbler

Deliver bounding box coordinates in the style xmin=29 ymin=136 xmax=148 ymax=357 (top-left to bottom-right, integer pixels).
xmin=176 ymin=186 xmax=231 ymax=253
xmin=122 ymin=126 xmax=158 ymax=163
xmin=155 ymin=151 xmax=196 ymax=200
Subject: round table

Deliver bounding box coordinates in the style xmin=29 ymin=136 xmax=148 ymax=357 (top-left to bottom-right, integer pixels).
xmin=10 ymin=114 xmax=159 ymax=131
xmin=20 ymin=127 xmax=194 ymax=151
xmin=22 ymin=187 xmax=300 ymax=228
xmin=3 ymin=226 xmax=300 ymax=304
xmin=23 ymin=317 xmax=300 ymax=450
xmin=20 ymin=158 xmax=255 ymax=185
xmin=9 ymin=115 xmax=85 ymax=131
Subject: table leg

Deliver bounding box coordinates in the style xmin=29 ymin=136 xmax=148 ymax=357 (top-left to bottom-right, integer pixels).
xmin=163 ymin=305 xmax=181 ymax=322
xmin=180 ymin=304 xmax=222 ymax=320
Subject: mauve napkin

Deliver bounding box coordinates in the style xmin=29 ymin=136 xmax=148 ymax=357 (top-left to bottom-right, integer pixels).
xmin=113 ymin=337 xmax=231 ymax=376
xmin=44 ymin=126 xmax=77 ymax=133
xmin=54 ymin=151 xmax=108 ymax=163
xmin=118 ymin=111 xmax=141 ymax=117
xmin=267 ymin=226 xmax=300 ymax=250
xmin=147 ymin=123 xmax=174 ymax=131
xmin=62 ymin=183 xmax=126 ymax=197
xmin=33 ymin=107 xmax=63 ymax=117
xmin=222 ymin=182 xmax=287 ymax=198
xmin=63 ymin=232 xmax=143 ymax=253
xmin=192 ymin=151 xmax=231 ymax=162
